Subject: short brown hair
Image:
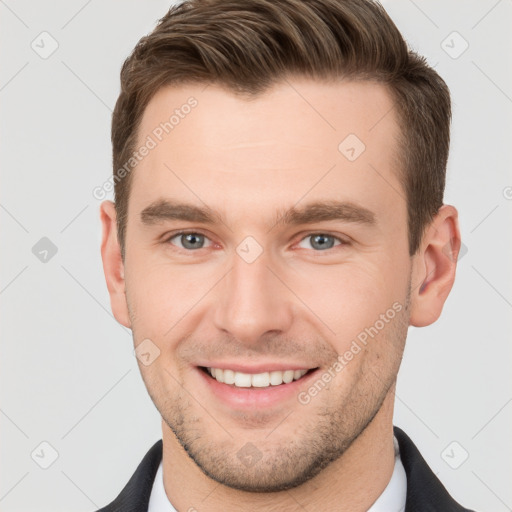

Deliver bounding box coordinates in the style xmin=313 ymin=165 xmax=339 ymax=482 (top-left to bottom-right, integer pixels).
xmin=111 ymin=0 xmax=451 ymax=257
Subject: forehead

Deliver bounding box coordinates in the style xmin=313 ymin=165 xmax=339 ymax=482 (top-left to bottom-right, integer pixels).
xmin=129 ymin=78 xmax=404 ymax=228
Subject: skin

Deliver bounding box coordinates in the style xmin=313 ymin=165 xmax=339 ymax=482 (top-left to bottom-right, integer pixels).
xmin=100 ymin=78 xmax=461 ymax=511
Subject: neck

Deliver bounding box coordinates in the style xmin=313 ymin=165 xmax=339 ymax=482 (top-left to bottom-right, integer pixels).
xmin=161 ymin=385 xmax=397 ymax=512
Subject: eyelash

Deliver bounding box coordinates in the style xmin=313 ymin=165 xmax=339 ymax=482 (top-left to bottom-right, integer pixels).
xmin=163 ymin=230 xmax=349 ymax=253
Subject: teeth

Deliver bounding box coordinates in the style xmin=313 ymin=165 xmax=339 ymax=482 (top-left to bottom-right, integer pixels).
xmin=282 ymin=370 xmax=294 ymax=384
xmin=251 ymin=372 xmax=270 ymax=387
xmin=269 ymin=370 xmax=283 ymax=386
xmin=223 ymin=369 xmax=235 ymax=385
xmin=207 ymin=367 xmax=309 ymax=387
xmin=234 ymin=372 xmax=252 ymax=388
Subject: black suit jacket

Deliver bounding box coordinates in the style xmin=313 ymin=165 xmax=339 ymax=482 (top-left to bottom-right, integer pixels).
xmin=96 ymin=426 xmax=476 ymax=512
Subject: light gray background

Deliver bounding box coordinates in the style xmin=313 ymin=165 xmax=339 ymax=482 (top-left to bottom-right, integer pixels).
xmin=1 ymin=1 xmax=511 ymax=511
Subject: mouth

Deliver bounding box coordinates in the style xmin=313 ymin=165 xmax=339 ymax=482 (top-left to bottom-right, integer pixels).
xmin=198 ymin=366 xmax=319 ymax=388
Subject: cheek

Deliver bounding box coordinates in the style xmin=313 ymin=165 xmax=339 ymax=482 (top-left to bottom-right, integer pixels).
xmin=126 ymin=240 xmax=408 ymax=345
xmin=125 ymin=255 xmax=217 ymax=338
xmin=286 ymin=258 xmax=402 ymax=339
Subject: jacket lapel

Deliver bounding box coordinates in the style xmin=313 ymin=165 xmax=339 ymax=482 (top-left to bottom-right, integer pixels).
xmin=394 ymin=426 xmax=474 ymax=511
xmin=96 ymin=439 xmax=162 ymax=512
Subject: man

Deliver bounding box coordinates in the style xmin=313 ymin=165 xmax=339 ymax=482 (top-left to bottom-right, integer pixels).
xmin=97 ymin=0 xmax=475 ymax=510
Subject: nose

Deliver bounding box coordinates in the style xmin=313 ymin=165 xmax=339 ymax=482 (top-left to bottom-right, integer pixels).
xmin=213 ymin=249 xmax=294 ymax=346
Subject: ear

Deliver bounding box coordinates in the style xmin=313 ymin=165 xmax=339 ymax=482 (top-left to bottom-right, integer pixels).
xmin=99 ymin=200 xmax=131 ymax=328
xmin=409 ymin=204 xmax=461 ymax=327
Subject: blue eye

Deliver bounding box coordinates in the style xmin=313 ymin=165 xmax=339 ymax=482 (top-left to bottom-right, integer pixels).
xmin=165 ymin=232 xmax=345 ymax=252
xmin=297 ymin=234 xmax=343 ymax=251
xmin=168 ymin=232 xmax=212 ymax=250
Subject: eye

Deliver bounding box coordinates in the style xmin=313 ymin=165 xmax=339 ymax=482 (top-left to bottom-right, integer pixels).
xmin=297 ymin=233 xmax=344 ymax=251
xmin=166 ymin=231 xmax=213 ymax=250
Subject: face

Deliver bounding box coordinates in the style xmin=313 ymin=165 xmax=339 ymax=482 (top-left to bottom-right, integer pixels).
xmin=116 ymin=79 xmax=413 ymax=491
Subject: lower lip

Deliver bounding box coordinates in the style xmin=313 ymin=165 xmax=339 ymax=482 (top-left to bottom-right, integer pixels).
xmin=196 ymin=367 xmax=320 ymax=409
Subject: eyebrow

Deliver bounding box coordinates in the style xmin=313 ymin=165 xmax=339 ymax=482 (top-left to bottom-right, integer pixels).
xmin=273 ymin=200 xmax=376 ymax=227
xmin=140 ymin=199 xmax=223 ymax=225
xmin=140 ymin=199 xmax=376 ymax=228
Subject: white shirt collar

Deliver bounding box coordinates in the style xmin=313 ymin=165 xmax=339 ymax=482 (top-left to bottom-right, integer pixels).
xmin=367 ymin=435 xmax=407 ymax=512
xmin=148 ymin=436 xmax=407 ymax=512
xmin=147 ymin=459 xmax=177 ymax=512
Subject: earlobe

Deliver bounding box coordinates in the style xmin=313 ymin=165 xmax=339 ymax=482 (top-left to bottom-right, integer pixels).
xmin=99 ymin=200 xmax=131 ymax=328
xmin=409 ymin=205 xmax=461 ymax=327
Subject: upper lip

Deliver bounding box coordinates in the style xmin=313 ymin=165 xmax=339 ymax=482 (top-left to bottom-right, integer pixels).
xmin=196 ymin=362 xmax=318 ymax=373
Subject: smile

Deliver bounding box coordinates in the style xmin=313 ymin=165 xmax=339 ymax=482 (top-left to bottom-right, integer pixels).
xmin=203 ymin=367 xmax=315 ymax=388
